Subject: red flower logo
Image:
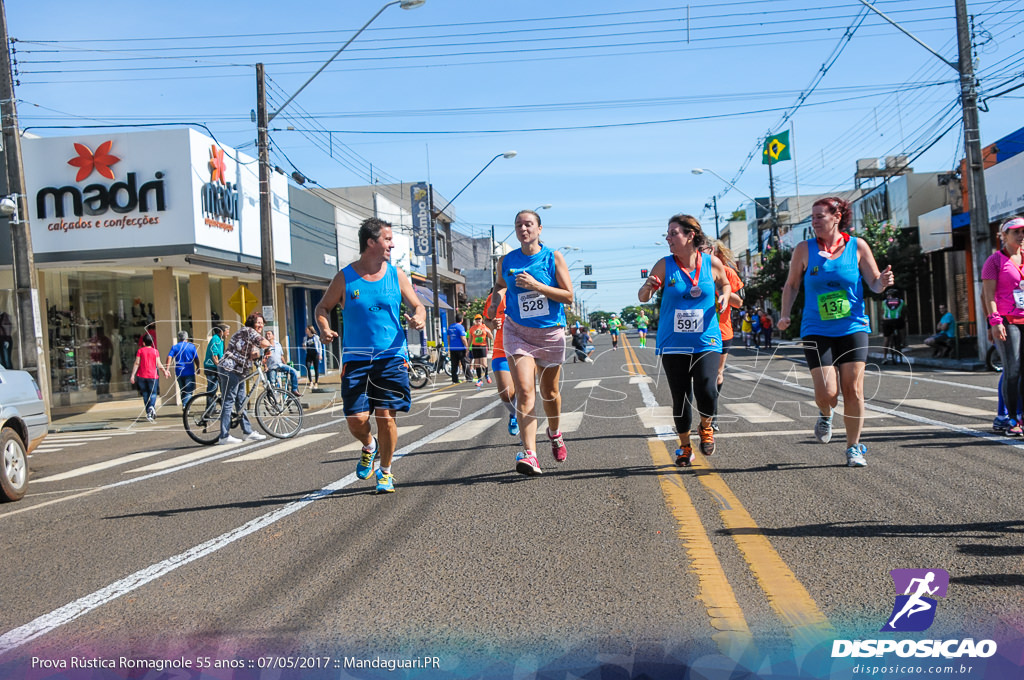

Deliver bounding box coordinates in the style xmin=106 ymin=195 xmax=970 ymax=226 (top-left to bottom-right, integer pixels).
xmin=209 ymin=145 xmax=227 ymax=185
xmin=67 ymin=141 xmax=120 ymax=182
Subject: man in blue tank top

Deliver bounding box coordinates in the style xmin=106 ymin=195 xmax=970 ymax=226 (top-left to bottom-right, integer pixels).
xmin=315 ymin=217 xmax=427 ymax=494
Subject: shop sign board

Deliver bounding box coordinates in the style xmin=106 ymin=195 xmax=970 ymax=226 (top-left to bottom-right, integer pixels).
xmin=986 ymin=149 xmax=1024 ymax=221
xmin=410 ymin=182 xmax=432 ymax=256
xmin=22 ymin=128 xmax=291 ymax=263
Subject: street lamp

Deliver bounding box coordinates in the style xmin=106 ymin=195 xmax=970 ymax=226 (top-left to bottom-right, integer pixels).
xmin=430 ymin=151 xmax=517 ymax=342
xmin=256 ymin=0 xmax=425 ymax=324
xmin=535 ymin=204 xmax=552 ymax=212
xmin=691 ymin=168 xmax=772 ymax=215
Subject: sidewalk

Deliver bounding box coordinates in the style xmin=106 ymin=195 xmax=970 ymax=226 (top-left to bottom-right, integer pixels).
xmin=48 ymin=373 xmax=343 ymax=433
xmin=864 ymin=333 xmax=988 ymax=372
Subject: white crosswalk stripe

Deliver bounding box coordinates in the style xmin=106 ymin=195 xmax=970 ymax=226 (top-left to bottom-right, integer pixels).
xmin=574 ymin=379 xmax=601 ymax=389
xmin=558 ymin=411 xmax=585 ymax=433
xmin=722 ymin=403 xmax=794 ymax=423
xmin=229 ymin=432 xmax=336 ymax=462
xmin=431 ymin=418 xmax=500 ymax=444
xmin=900 ymin=398 xmax=993 ymax=418
xmin=328 ymin=426 xmax=423 ymax=453
xmin=36 ymin=450 xmax=169 ymax=482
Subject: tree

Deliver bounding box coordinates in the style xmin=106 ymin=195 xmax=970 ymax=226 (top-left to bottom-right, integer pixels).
xmin=854 ymin=217 xmax=923 ymax=296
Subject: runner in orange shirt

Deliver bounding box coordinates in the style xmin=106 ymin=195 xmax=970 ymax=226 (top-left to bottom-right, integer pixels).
xmin=467 ymin=314 xmax=493 ymax=388
xmin=704 ymin=240 xmax=745 ymax=431
xmin=483 ymin=291 xmax=519 ymax=436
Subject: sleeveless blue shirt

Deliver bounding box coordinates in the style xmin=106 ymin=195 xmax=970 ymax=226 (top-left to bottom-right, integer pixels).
xmin=800 ymin=237 xmax=871 ymax=337
xmin=502 ymin=246 xmax=566 ymax=328
xmin=656 ymin=253 xmax=722 ymax=355
xmin=341 ymin=263 xmax=407 ymax=362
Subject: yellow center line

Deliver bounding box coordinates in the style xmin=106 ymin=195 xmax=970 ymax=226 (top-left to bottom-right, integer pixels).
xmin=623 ymin=334 xmax=753 ymax=656
xmin=648 ymin=437 xmax=754 ymax=658
xmin=624 ymin=332 xmax=834 ymax=652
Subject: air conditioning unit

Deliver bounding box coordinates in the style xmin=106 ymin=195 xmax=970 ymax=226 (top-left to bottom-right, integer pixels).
xmin=857 ymin=158 xmax=881 ymax=172
xmin=885 ymin=155 xmax=910 ymax=171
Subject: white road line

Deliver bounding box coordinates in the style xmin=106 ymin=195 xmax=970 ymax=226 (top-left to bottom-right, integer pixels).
xmin=900 ymin=398 xmax=993 ymax=418
xmin=328 ymin=426 xmax=423 ymax=453
xmin=636 ymin=406 xmax=675 ymax=431
xmin=128 ymin=449 xmax=228 ymax=473
xmin=34 ymin=442 xmax=91 ymax=449
xmin=806 ymin=400 xmax=888 ymax=419
xmin=431 ymin=418 xmax=500 ymax=444
xmin=713 ymin=425 xmax=956 ymax=439
xmin=34 ymin=450 xmax=169 ymax=483
xmin=629 ymin=376 xmax=653 ymax=384
xmin=0 ymin=399 xmax=501 ymax=658
xmin=414 ymin=394 xmax=451 ymax=405
xmin=575 ymin=379 xmax=601 ymax=389
xmin=228 ymin=432 xmax=336 ymax=462
xmin=728 ymin=365 xmax=1024 ymax=451
xmin=558 ymin=411 xmax=585 ymax=433
xmin=723 ymin=403 xmax=793 ymax=423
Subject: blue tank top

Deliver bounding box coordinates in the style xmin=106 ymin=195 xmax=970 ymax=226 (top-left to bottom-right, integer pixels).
xmin=656 ymin=253 xmax=722 ymax=355
xmin=341 ymin=263 xmax=407 ymax=362
xmin=502 ymin=246 xmax=566 ymax=328
xmin=800 ymin=237 xmax=871 ymax=337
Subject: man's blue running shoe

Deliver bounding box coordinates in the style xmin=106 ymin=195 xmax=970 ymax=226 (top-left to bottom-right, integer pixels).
xmin=993 ymin=416 xmax=1011 ymax=433
xmin=508 ymin=414 xmax=519 ymax=436
xmin=375 ymin=468 xmax=395 ymax=493
xmin=356 ymin=437 xmax=378 ymax=479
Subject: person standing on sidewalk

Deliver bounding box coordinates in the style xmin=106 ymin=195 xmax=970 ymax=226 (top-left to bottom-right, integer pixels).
xmin=982 ymin=215 xmax=1024 ymax=436
xmin=315 ymin=217 xmax=426 ymax=493
xmin=446 ymin=313 xmax=470 ymax=384
xmin=202 ymin=326 xmax=224 ymax=398
xmin=303 ymin=325 xmax=322 ymax=389
xmin=777 ymin=196 xmax=894 ymax=467
xmin=639 ymin=214 xmax=731 ymax=467
xmin=166 ymin=330 xmax=200 ymax=408
xmin=216 ymin=314 xmax=272 ymax=445
xmin=129 ymin=333 xmax=170 ymax=422
xmin=486 ymin=208 xmax=573 ymax=476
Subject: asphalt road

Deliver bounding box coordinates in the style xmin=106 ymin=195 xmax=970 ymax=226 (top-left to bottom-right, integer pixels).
xmin=2 ymin=331 xmax=1021 ymax=679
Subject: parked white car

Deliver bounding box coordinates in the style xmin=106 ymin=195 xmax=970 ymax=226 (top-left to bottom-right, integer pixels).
xmin=0 ymin=367 xmax=47 ymax=501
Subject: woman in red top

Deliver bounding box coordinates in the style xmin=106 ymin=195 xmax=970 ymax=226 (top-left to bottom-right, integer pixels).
xmin=130 ymin=333 xmax=169 ymax=422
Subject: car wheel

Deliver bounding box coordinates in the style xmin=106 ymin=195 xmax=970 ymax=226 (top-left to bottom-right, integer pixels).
xmin=1 ymin=426 xmax=29 ymax=502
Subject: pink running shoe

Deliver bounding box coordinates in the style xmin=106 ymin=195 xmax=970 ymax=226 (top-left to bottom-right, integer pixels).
xmin=548 ymin=429 xmax=567 ymax=462
xmin=515 ymin=451 xmax=542 ymax=476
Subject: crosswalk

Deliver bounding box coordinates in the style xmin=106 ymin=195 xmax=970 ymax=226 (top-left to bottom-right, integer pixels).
xmin=33 ymin=374 xmax=1001 ymax=484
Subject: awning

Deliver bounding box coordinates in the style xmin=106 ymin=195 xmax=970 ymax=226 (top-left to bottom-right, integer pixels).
xmin=414 ymin=284 xmax=453 ymax=310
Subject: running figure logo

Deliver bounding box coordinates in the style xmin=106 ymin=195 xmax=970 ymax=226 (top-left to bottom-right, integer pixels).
xmin=881 ymin=568 xmax=949 ymax=632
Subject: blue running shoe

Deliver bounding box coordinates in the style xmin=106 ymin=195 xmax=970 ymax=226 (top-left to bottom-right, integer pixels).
xmin=356 ymin=436 xmax=378 ymax=479
xmin=375 ymin=468 xmax=395 ymax=493
xmin=846 ymin=444 xmax=867 ymax=467
xmin=508 ymin=414 xmax=519 ymax=437
xmin=993 ymin=416 xmax=1011 ymax=433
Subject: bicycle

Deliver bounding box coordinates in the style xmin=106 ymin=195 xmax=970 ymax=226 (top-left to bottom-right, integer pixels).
xmin=182 ymin=364 xmax=303 ymax=445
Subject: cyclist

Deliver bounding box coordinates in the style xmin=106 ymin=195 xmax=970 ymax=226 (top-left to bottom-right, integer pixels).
xmin=216 ymin=314 xmax=272 ymax=445
xmin=315 ymin=217 xmax=426 ymax=493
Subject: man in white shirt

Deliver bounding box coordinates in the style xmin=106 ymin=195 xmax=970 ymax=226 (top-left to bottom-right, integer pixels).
xmin=264 ymin=329 xmax=301 ymax=397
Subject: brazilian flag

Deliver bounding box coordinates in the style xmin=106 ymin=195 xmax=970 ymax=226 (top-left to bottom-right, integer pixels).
xmin=762 ymin=131 xmax=792 ymax=165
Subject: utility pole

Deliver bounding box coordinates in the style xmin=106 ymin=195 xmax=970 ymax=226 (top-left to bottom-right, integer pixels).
xmin=429 ymin=185 xmax=442 ymax=346
xmin=0 ymin=0 xmax=47 ymax=405
xmin=255 ymin=63 xmax=277 ymax=323
xmin=858 ymin=0 xmax=989 ymax=361
xmin=955 ymin=0 xmax=990 ymax=362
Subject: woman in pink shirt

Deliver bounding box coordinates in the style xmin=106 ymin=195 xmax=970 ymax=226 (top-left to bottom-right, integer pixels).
xmin=982 ymin=215 xmax=1024 ymax=435
xmin=130 ymin=333 xmax=169 ymax=422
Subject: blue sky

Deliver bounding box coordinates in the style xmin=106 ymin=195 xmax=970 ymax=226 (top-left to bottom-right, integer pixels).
xmin=8 ymin=0 xmax=1023 ymax=314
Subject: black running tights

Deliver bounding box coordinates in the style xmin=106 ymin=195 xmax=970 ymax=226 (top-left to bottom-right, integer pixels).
xmin=662 ymin=351 xmax=719 ymax=434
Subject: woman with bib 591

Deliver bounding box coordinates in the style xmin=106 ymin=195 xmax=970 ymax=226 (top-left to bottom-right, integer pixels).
xmin=777 ymin=197 xmax=894 ymax=467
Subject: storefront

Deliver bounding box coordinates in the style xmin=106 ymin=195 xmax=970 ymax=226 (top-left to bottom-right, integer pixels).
xmin=22 ymin=127 xmax=296 ymax=407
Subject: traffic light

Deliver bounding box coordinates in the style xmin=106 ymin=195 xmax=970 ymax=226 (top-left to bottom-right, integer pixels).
xmin=584 ymin=265 xmax=592 ymax=276
xmin=641 ymin=268 xmax=648 ymax=279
